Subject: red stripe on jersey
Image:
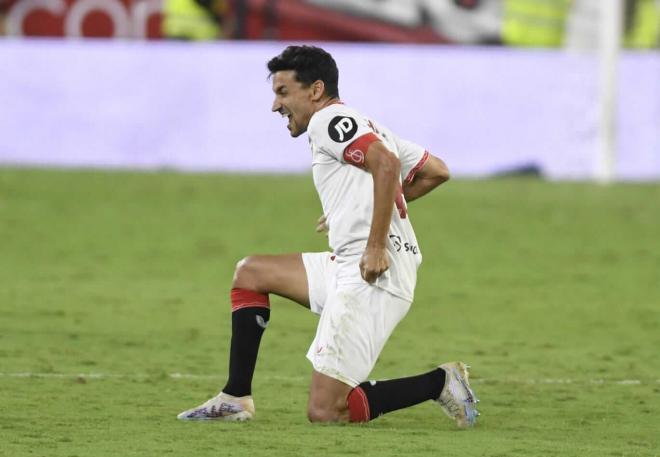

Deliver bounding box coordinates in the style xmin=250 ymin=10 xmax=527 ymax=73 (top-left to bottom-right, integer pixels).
xmin=395 ymin=183 xmax=407 ymax=219
xmin=343 ymin=133 xmax=379 ymax=168
xmin=230 ymin=288 xmax=270 ymax=312
xmin=404 ymin=150 xmax=430 ymax=184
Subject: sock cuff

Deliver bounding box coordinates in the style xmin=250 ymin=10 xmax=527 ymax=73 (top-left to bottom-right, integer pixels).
xmin=230 ymin=288 xmax=270 ymax=312
xmin=347 ymin=386 xmax=370 ymax=422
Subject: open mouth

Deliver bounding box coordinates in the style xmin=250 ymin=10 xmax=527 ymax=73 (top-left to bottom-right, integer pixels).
xmin=280 ymin=111 xmax=293 ymax=129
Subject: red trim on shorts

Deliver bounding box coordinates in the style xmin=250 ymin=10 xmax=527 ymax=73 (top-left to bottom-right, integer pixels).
xmin=347 ymin=386 xmax=371 ymax=422
xmin=404 ymin=150 xmax=430 ymax=184
xmin=230 ymin=288 xmax=270 ymax=312
xmin=343 ymin=133 xmax=379 ymax=168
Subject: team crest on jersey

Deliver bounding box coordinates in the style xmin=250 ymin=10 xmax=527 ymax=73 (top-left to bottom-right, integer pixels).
xmin=328 ymin=116 xmax=358 ymax=143
xmin=344 ymin=148 xmax=365 ymax=165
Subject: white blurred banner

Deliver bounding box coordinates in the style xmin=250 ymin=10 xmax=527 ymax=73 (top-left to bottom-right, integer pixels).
xmin=0 ymin=40 xmax=658 ymax=180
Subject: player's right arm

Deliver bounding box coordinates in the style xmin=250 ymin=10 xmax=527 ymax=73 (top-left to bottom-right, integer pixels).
xmin=402 ymin=153 xmax=449 ymax=202
xmin=360 ymin=140 xmax=401 ymax=284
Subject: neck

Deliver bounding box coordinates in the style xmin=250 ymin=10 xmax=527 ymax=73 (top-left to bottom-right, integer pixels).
xmin=316 ymin=97 xmax=341 ymax=111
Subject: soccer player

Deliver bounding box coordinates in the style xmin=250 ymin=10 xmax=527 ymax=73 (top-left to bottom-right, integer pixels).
xmin=177 ymin=45 xmax=479 ymax=426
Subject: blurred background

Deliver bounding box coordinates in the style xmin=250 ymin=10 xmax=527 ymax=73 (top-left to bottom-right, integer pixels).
xmin=0 ymin=0 xmax=658 ymax=180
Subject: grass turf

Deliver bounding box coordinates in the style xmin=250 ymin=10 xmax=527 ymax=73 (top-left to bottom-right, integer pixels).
xmin=0 ymin=168 xmax=658 ymax=457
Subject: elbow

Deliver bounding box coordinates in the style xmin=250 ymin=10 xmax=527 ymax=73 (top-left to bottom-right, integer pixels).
xmin=437 ymin=163 xmax=450 ymax=185
xmin=380 ymin=154 xmax=401 ymax=180
xmin=421 ymin=154 xmax=450 ymax=186
xmin=390 ymin=156 xmax=402 ymax=178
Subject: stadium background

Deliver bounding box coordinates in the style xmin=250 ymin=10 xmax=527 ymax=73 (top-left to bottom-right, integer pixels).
xmin=1 ymin=1 xmax=659 ymax=456
xmin=1 ymin=0 xmax=659 ymax=180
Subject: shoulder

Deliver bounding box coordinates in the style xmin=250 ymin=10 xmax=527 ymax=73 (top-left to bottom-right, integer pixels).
xmin=308 ymin=104 xmax=368 ymax=147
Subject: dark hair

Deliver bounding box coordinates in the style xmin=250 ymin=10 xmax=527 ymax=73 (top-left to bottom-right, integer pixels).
xmin=267 ymin=45 xmax=339 ymax=98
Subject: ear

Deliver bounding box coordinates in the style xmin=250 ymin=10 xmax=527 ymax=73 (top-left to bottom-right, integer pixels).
xmin=310 ymin=80 xmax=326 ymax=101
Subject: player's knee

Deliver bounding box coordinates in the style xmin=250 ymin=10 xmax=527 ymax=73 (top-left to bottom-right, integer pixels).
xmin=232 ymin=256 xmax=261 ymax=290
xmin=307 ymin=404 xmax=342 ymax=423
xmin=307 ymin=394 xmax=349 ymax=423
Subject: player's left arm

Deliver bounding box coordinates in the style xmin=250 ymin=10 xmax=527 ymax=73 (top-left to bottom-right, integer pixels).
xmin=403 ymin=153 xmax=450 ymax=202
xmin=360 ymin=141 xmax=401 ymax=284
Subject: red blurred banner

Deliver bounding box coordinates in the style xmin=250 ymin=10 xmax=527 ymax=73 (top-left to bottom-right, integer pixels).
xmin=1 ymin=0 xmax=449 ymax=42
xmin=3 ymin=0 xmax=163 ymax=38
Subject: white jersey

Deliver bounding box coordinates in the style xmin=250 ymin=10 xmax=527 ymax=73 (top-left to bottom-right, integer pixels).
xmin=307 ymin=103 xmax=430 ymax=302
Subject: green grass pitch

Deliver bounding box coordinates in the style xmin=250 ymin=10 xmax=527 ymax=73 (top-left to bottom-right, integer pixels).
xmin=0 ymin=168 xmax=658 ymax=457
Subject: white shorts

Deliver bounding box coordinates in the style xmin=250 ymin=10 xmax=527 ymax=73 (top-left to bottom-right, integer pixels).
xmin=302 ymin=252 xmax=412 ymax=387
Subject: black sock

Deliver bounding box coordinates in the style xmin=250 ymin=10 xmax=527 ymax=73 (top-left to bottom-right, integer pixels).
xmin=348 ymin=368 xmax=445 ymax=421
xmin=222 ymin=307 xmax=270 ymax=397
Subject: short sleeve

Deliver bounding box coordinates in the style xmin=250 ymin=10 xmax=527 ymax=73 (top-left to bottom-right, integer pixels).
xmin=396 ymin=137 xmax=430 ymax=183
xmin=308 ymin=108 xmax=378 ymax=168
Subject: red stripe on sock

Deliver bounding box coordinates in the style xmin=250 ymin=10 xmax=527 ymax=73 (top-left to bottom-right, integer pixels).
xmin=230 ymin=288 xmax=270 ymax=312
xmin=347 ymin=386 xmax=370 ymax=422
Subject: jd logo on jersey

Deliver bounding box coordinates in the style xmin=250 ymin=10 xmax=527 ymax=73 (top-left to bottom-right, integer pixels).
xmin=329 ymin=116 xmax=358 ymax=143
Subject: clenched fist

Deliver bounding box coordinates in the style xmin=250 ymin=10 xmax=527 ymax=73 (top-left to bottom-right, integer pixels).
xmin=359 ymin=246 xmax=389 ymax=284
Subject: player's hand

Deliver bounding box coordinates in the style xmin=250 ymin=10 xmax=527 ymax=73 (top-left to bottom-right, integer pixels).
xmin=316 ymin=214 xmax=329 ymax=234
xmin=360 ymin=246 xmax=389 ymax=284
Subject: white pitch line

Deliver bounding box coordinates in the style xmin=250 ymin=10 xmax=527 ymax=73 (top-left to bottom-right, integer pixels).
xmin=0 ymin=372 xmax=658 ymax=385
xmin=0 ymin=372 xmax=303 ymax=382
xmin=478 ymin=378 xmax=650 ymax=386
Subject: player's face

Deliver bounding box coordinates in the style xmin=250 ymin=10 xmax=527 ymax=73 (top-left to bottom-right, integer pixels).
xmin=271 ymin=70 xmax=316 ymax=137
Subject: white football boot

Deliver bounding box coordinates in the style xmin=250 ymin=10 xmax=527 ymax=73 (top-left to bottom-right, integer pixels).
xmin=177 ymin=392 xmax=255 ymax=421
xmin=436 ymin=362 xmax=479 ymax=428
